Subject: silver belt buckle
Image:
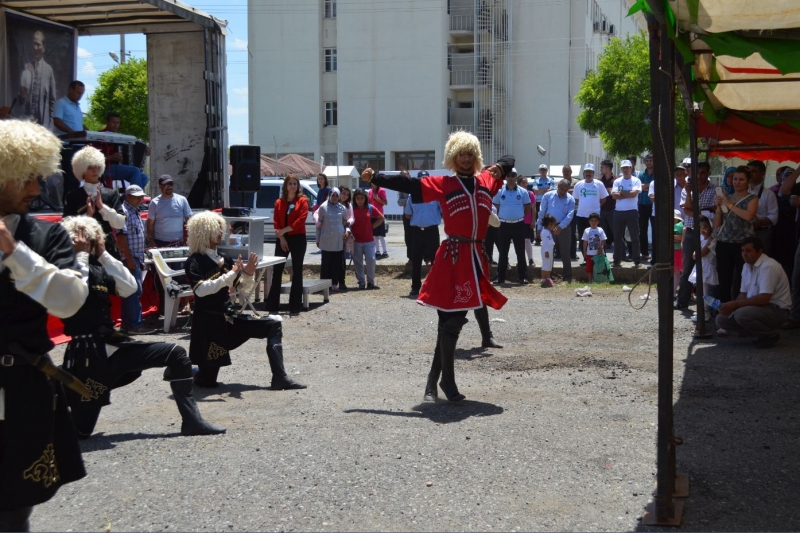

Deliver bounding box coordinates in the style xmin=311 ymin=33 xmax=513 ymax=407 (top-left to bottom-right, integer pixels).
xmin=1 ymin=355 xmax=14 ymax=366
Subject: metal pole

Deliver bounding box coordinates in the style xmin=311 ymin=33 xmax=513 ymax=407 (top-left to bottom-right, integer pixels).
xmin=641 ymin=10 xmax=684 ymax=526
xmin=120 ymin=34 xmax=126 ymax=63
xmin=273 ymin=136 xmax=279 ymax=177
xmin=686 ymin=63 xmax=709 ymax=337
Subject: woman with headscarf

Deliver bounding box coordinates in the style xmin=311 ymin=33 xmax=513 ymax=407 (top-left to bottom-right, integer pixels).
xmin=721 ymin=166 xmax=736 ymax=196
xmin=316 ymin=187 xmax=350 ymax=291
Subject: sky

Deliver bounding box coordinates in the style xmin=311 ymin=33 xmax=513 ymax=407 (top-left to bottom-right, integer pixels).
xmin=76 ymin=0 xmax=249 ymax=145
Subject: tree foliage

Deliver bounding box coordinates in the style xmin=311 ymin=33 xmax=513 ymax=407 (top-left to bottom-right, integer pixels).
xmin=87 ymin=58 xmax=149 ymax=141
xmin=576 ymin=31 xmax=688 ymax=157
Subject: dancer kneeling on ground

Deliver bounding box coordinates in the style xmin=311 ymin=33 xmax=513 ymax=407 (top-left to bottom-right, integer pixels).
xmin=185 ymin=211 xmax=307 ymax=390
xmin=59 ymin=216 xmax=225 ymax=437
xmin=362 ymin=131 xmax=510 ymax=403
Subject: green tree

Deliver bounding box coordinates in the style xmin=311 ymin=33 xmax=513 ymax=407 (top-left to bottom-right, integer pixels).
xmin=87 ymin=58 xmax=149 ymax=141
xmin=576 ymin=31 xmax=688 ymax=157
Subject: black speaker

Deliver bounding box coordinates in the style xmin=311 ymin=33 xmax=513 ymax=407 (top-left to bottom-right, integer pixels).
xmin=230 ymin=145 xmax=261 ymax=192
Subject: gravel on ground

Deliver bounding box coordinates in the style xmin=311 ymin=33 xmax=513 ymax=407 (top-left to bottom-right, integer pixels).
xmin=35 ymin=274 xmax=800 ymax=532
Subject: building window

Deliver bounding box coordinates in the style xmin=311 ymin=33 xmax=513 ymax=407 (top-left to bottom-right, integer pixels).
xmin=447 ymin=99 xmax=453 ymax=125
xmin=324 ymin=0 xmax=336 ymax=18
xmin=324 ymin=48 xmax=337 ymax=72
xmin=349 ymin=152 xmax=385 ymax=187
xmin=323 ymin=152 xmax=338 ymax=166
xmin=324 ymin=102 xmax=337 ymax=126
xmin=395 ymin=152 xmax=436 ymax=173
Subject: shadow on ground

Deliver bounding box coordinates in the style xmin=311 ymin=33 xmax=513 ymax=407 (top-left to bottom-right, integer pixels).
xmin=80 ymin=431 xmax=183 ymax=452
xmin=639 ymin=331 xmax=800 ymax=531
xmin=345 ymin=399 xmax=504 ymax=424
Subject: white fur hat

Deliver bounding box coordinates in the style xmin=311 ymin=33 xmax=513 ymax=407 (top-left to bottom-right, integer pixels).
xmin=71 ymin=146 xmax=106 ymax=180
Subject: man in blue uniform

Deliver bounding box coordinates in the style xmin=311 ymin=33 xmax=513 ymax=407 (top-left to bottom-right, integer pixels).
xmin=493 ymin=168 xmax=532 ymax=284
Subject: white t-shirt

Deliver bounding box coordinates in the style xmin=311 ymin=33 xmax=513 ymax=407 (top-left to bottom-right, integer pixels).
xmin=581 ymin=226 xmax=607 ymax=256
xmin=573 ymin=180 xmax=609 ymax=218
xmin=612 ymin=176 xmax=642 ymax=211
xmin=540 ymin=228 xmax=555 ymax=255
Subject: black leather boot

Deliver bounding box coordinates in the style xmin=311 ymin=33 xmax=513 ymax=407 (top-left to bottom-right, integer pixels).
xmin=475 ymin=306 xmax=503 ymax=348
xmin=192 ymin=365 xmax=220 ymax=388
xmin=0 ymin=506 xmax=33 ymax=532
xmin=170 ymin=379 xmax=227 ymax=436
xmin=438 ymin=316 xmax=469 ymax=402
xmin=423 ymin=343 xmax=441 ymax=402
xmin=267 ymin=336 xmax=307 ymax=390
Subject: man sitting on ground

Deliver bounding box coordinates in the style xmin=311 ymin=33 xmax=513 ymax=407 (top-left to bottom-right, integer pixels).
xmin=716 ymin=237 xmax=792 ymax=348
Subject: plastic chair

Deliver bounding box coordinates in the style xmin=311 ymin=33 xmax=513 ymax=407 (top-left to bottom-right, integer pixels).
xmin=150 ymin=249 xmax=193 ymax=333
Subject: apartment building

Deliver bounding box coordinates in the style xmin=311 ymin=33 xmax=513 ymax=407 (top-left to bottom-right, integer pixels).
xmin=248 ymin=0 xmax=644 ymax=177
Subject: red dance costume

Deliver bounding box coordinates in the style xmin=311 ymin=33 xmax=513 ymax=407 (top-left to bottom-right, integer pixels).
xmin=380 ymin=170 xmax=508 ymax=312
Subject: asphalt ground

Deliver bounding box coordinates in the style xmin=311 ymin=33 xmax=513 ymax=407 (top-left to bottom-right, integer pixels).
xmin=33 ymin=272 xmax=800 ymax=532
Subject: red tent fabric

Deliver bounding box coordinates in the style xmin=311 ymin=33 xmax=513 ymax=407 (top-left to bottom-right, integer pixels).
xmin=697 ymin=114 xmax=800 ymax=162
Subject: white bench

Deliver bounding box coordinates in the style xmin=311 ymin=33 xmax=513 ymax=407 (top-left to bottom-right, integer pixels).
xmin=280 ymin=279 xmax=332 ymax=309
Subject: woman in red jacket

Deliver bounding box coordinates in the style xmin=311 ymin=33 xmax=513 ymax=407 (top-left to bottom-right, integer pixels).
xmin=266 ymin=174 xmax=308 ymax=314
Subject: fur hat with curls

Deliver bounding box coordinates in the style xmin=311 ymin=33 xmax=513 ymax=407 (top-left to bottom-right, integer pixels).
xmin=443 ymin=130 xmax=483 ymax=174
xmin=71 ymin=146 xmax=106 ymax=180
xmin=61 ymin=215 xmax=105 ymax=248
xmin=0 ymin=120 xmax=63 ymax=189
xmin=187 ymin=211 xmax=227 ymax=255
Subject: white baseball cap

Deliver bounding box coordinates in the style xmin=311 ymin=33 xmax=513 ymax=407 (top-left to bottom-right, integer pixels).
xmin=125 ymin=184 xmax=146 ymax=197
xmin=621 ymin=160 xmax=633 ymax=168
xmin=539 ymin=164 xmax=548 ymax=170
xmin=681 ymin=157 xmax=692 ymax=168
xmin=583 ymin=163 xmax=596 ymax=173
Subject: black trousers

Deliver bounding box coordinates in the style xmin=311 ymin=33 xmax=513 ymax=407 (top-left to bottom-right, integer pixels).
xmin=638 ymin=204 xmax=653 ymax=256
xmin=403 ymin=217 xmax=412 ymax=259
xmin=576 ymin=216 xmax=591 ymax=256
xmin=194 ymin=315 xmax=283 ymax=384
xmin=497 ymin=221 xmax=528 ymax=281
xmin=716 ymin=240 xmax=745 ymax=303
xmin=569 ymin=215 xmax=579 ymax=257
xmin=600 ymin=209 xmax=615 ymax=248
xmin=266 ymin=233 xmax=307 ymax=312
xmin=677 ymin=227 xmax=696 ymax=306
xmin=0 ymin=507 xmax=33 ymax=532
xmin=321 ymin=250 xmax=344 ymax=286
xmin=65 ymin=340 xmax=190 ymax=438
xmin=484 ymin=225 xmax=498 ymax=262
xmin=411 ymin=225 xmax=440 ymax=291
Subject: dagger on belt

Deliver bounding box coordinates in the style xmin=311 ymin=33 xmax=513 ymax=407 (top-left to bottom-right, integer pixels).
xmin=8 ymin=342 xmax=92 ymax=399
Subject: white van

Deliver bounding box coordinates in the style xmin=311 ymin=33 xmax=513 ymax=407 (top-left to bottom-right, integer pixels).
xmin=243 ymin=178 xmax=318 ymax=241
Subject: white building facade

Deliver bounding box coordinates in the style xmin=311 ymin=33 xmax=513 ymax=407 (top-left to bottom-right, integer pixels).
xmin=248 ymin=0 xmax=644 ymax=177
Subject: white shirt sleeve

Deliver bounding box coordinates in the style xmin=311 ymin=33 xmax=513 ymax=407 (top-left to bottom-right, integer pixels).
xmin=194 ymin=269 xmax=237 ymax=298
xmin=97 ymin=251 xmax=138 ymax=297
xmin=2 ymin=241 xmax=89 ymax=318
xmin=99 ymin=204 xmax=126 ymax=229
xmin=760 ymin=189 xmax=779 ymax=225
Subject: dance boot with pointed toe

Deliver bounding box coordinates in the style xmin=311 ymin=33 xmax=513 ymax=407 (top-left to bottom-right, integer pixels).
xmin=170 ymin=379 xmax=226 ymax=436
xmin=267 ymin=336 xmax=307 ymax=390
xmin=438 ymin=316 xmax=469 ymax=402
xmin=475 ymin=306 xmax=503 ymax=349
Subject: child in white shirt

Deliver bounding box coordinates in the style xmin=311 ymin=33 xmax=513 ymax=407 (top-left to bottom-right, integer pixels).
xmin=581 ymin=212 xmax=607 ymax=279
xmin=540 ymin=215 xmax=557 ymax=287
xmin=689 ymin=215 xmax=719 ymax=319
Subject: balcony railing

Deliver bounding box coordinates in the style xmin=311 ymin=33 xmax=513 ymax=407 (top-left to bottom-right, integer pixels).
xmin=449 ymin=69 xmax=475 ymax=86
xmin=449 ymin=14 xmax=474 ymax=32
xmin=449 ymin=124 xmax=474 ymax=134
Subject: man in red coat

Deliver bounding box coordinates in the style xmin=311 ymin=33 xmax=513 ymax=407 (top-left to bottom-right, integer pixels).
xmin=362 ymin=131 xmax=512 ymax=402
